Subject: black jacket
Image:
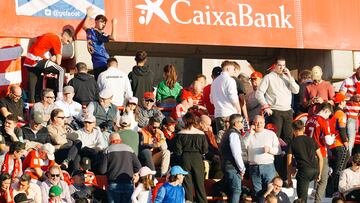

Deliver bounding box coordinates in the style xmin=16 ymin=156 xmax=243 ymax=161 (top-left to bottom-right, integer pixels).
xmin=68 ymin=73 xmax=99 ymax=105
xmin=128 ymin=65 xmax=154 ymax=100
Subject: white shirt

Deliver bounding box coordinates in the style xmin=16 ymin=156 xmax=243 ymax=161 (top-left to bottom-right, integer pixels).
xmin=97 ymin=66 xmax=133 ymax=106
xmin=13 ymin=182 xmax=42 ymax=203
xmin=55 ymin=100 xmax=82 ymax=119
xmin=76 ymin=127 xmax=105 ymax=149
xmin=131 ymin=183 xmax=152 ymax=203
xmin=210 ymin=72 xmax=239 ymax=118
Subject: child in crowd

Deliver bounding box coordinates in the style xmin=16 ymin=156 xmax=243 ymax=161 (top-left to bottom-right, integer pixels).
xmin=131 ymin=166 xmax=155 ymax=203
xmin=49 ymin=185 xmax=63 ymax=203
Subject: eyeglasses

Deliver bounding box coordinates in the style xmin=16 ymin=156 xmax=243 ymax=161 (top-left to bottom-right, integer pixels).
xmin=50 ymin=174 xmax=60 ymax=178
xmin=145 ymin=99 xmax=154 ymax=103
xmin=56 ymin=116 xmax=65 ymax=119
xmin=12 ymin=93 xmax=22 ymax=98
xmin=152 ymin=126 xmax=160 ymax=129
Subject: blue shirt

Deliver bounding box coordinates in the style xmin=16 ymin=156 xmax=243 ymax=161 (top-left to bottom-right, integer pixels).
xmin=86 ymin=28 xmax=109 ymax=68
xmin=154 ymin=183 xmax=185 ymax=203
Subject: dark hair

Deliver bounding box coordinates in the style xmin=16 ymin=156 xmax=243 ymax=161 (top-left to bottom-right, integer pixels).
xmin=63 ymin=29 xmax=74 ymax=39
xmin=221 ymin=60 xmax=240 ymax=71
xmin=265 ymin=193 xmax=277 ymax=202
xmin=76 ymin=62 xmax=88 ymax=72
xmin=168 ymin=175 xmax=178 ymax=183
xmin=149 ymin=117 xmax=161 ymax=126
xmin=195 ymin=74 xmax=206 ymax=81
xmin=20 ymin=174 xmax=31 ymax=183
xmin=293 ymin=199 xmax=305 ymax=203
xmin=229 ymin=114 xmax=243 ymax=128
xmin=6 ymin=114 xmax=18 ymax=123
xmin=41 ymin=88 xmax=54 ymax=99
xmin=135 ymin=51 xmax=147 ymax=63
xmin=95 ymin=14 xmax=107 ymax=23
xmin=107 ymin=57 xmax=118 ymax=67
xmin=50 ymin=108 xmax=64 ymax=122
xmin=75 ymin=198 xmax=89 ymax=203
xmin=9 ymin=141 xmax=25 ymax=154
xmin=163 ymin=64 xmax=177 ymax=89
xmin=276 ymin=56 xmax=286 ymax=63
xmin=299 ymin=69 xmax=312 ymax=81
xmin=14 ymin=193 xmax=29 ymax=203
xmin=319 ymin=102 xmax=333 ymax=113
xmin=353 ymin=153 xmax=360 ymax=165
xmin=0 ymin=173 xmax=11 ymax=187
xmin=183 ymin=112 xmax=196 ymax=129
xmin=271 ymin=176 xmax=282 ymax=183
xmin=292 ymin=120 xmax=305 ymax=131
xmin=332 ymin=197 xmax=344 ymax=203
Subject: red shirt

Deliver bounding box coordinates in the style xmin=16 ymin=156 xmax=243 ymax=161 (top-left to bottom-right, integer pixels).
xmin=22 ymin=150 xmax=55 ymax=180
xmin=304 ymin=81 xmax=335 ymax=115
xmin=202 ymin=84 xmax=215 ymax=116
xmin=305 ymin=115 xmax=331 ymax=157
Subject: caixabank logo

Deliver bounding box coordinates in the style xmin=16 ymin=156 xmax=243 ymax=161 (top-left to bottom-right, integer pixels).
xmin=135 ymin=0 xmax=294 ymax=28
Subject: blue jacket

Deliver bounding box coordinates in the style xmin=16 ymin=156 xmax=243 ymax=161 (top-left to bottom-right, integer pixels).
xmin=154 ymin=182 xmax=185 ymax=203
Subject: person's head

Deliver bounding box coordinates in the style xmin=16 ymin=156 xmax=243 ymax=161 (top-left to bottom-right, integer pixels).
xmin=75 ymin=62 xmax=88 ymax=73
xmin=169 ymin=165 xmax=189 ymax=185
xmin=138 ymin=167 xmax=156 ymax=190
xmin=221 ymin=60 xmax=241 ymax=77
xmin=107 ymin=57 xmax=118 ymax=68
xmin=99 ymin=89 xmax=113 ymax=108
xmin=63 ymin=86 xmax=75 ymax=103
xmin=135 ymin=50 xmax=147 ymax=65
xmin=265 ymin=193 xmax=278 ymax=203
xmin=192 ymin=80 xmax=204 ymax=95
xmin=41 ymin=88 xmax=55 ymax=104
xmin=126 ymin=97 xmax=138 ymax=111
xmin=211 ymin=66 xmax=222 ymax=80
xmin=332 ymin=197 xmax=345 ymax=203
xmin=183 ymin=112 xmax=196 ymax=129
xmin=30 ymin=111 xmax=44 ymax=130
xmin=292 ymin=120 xmax=305 ymax=136
xmin=317 ymin=102 xmax=333 ymax=119
xmin=180 ymin=89 xmax=194 ymax=107
xmin=61 ymin=29 xmax=73 ymax=45
xmin=163 ymin=64 xmax=178 ymax=89
xmin=333 ymin=93 xmax=347 ymax=108
xmin=109 ymin=132 xmax=122 ymax=144
xmin=72 ymin=170 xmax=85 ymax=185
xmin=311 ymin=66 xmax=323 ymax=82
xmin=83 ymin=114 xmax=96 ymax=132
xmin=13 ymin=193 xmax=31 ymax=203
xmin=293 ymin=199 xmax=305 ymax=203
xmin=229 ymin=114 xmax=244 ymax=131
xmin=0 ymin=173 xmax=11 ymax=191
xmin=142 ymin=92 xmax=155 ymax=110
xmin=195 ymin=74 xmax=207 ymax=87
xmin=253 ymin=115 xmax=265 ymax=132
xmin=48 ymin=165 xmax=62 ymax=185
xmin=271 ymin=176 xmax=283 ymax=195
xmin=119 ymin=115 xmax=132 ymax=129
xmin=148 ymin=117 xmax=161 ymax=134
xmin=49 ymin=185 xmax=63 ymax=199
xmin=50 ymin=108 xmax=65 ymax=125
xmin=351 ymin=153 xmax=360 ymax=171
xmin=9 ymin=85 xmax=22 ymax=102
xmin=18 ymin=174 xmax=31 ymax=192
xmin=39 ymin=143 xmax=55 ymax=161
xmin=94 ymin=14 xmax=108 ymax=30
xmin=5 ymin=114 xmax=18 ymax=129
xmin=299 ymin=69 xmax=312 ymax=83
xmin=163 ymin=117 xmax=177 ymax=133
xmin=9 ymin=141 xmax=26 ymax=159
xmin=250 ymin=71 xmax=263 ymax=89
xmin=199 ymin=115 xmax=212 ymax=132
xmin=273 ymin=56 xmax=286 ymax=75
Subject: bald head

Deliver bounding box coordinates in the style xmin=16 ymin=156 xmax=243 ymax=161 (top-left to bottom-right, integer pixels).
xmin=109 ymin=132 xmax=121 ymax=143
xmin=10 ymin=85 xmax=22 ymax=102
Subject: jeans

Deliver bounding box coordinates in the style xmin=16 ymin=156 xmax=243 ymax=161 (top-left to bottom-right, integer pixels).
xmin=249 ymin=163 xmax=276 ymax=200
xmin=347 ymin=118 xmax=357 ymax=155
xmin=315 ymin=158 xmax=329 ymax=203
xmin=107 ymin=180 xmax=134 ymax=203
xmin=224 ymin=168 xmax=242 ymax=203
xmin=296 ymin=167 xmax=319 ymax=202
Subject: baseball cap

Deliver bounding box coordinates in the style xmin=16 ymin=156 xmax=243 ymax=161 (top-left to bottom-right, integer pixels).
xmin=180 ymin=89 xmax=193 ymax=101
xmin=120 ymin=115 xmax=132 ymax=127
xmin=33 ymin=111 xmax=44 ymax=124
xmin=250 ymin=71 xmax=263 ymax=79
xmin=84 ymin=114 xmax=96 ymax=123
xmin=41 ymin=143 xmax=55 ymax=160
xmin=143 ymin=92 xmax=155 ymax=100
xmin=127 ymin=97 xmax=138 ymax=105
xmin=49 ymin=185 xmax=63 ymax=197
xmin=80 ymin=157 xmax=91 ymax=170
xmin=138 ymin=166 xmax=156 ymax=177
xmin=170 ymin=165 xmax=189 ymax=176
xmin=333 ymin=93 xmax=346 ymax=104
xmin=211 ymin=66 xmax=222 ymax=77
xmin=99 ymin=89 xmax=113 ymax=99
xmin=311 ymin=66 xmax=323 ymax=81
xmin=72 ymin=170 xmax=85 ymax=178
xmin=63 ymin=86 xmax=74 ymax=94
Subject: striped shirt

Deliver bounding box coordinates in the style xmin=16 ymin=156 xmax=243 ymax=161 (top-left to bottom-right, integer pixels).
xmin=340 ymin=74 xmax=360 ymax=118
xmin=344 ymin=101 xmax=360 ymax=119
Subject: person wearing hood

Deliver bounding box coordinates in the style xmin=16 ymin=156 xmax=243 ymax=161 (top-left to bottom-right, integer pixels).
xmin=128 ymin=51 xmax=155 ymax=101
xmin=68 ymin=62 xmax=99 ymax=106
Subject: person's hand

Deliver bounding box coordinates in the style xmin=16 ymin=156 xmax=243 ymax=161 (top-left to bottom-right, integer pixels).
xmin=344 ymin=142 xmax=349 ymax=149
xmin=317 ymin=174 xmax=321 ymax=182
xmin=282 ymin=67 xmax=290 ymax=76
xmin=86 ymin=7 xmax=94 ymax=17
xmin=314 ymin=97 xmax=324 ymax=104
xmin=112 ymin=18 xmax=118 ymax=25
xmin=264 ymin=108 xmax=273 ymax=116
xmin=264 ymin=145 xmax=271 ymax=153
xmin=240 ymin=172 xmax=245 ymax=180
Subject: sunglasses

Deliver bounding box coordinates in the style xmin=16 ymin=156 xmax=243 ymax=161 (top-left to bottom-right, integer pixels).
xmin=145 ymin=99 xmax=154 ymax=103
xmin=152 ymin=126 xmax=160 ymax=129
xmin=50 ymin=174 xmax=60 ymax=178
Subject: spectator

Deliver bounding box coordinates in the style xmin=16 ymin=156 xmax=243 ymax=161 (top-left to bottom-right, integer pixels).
xmin=137 ymin=92 xmax=164 ymax=128
xmin=191 ymin=80 xmax=204 ymax=106
xmin=48 ymin=185 xmax=64 ymax=203
xmin=0 ymin=85 xmax=24 ymax=123
xmin=243 ymin=115 xmax=281 ymax=200
xmin=220 ymin=114 xmax=246 ymax=203
xmin=139 ymin=117 xmax=170 ymax=177
xmin=287 ymin=120 xmax=323 ymax=201
xmin=22 ymin=143 xmax=56 ymax=181
xmin=128 ymin=51 xmax=154 ymax=100
xmin=174 ymin=113 xmax=208 ymax=203
xmin=339 ymin=152 xmax=360 ymax=201
xmin=97 ymin=57 xmax=133 ymax=107
xmin=264 ymin=193 xmax=278 ymax=203
xmin=154 ymin=165 xmax=188 ymax=203
xmin=304 ymin=102 xmax=335 ymax=203
xmin=68 ymin=62 xmax=99 ymax=106
xmin=99 ymin=132 xmax=141 ymax=203
xmin=87 ymin=89 xmax=120 ymax=130
xmin=1 ymin=142 xmax=25 ymax=180
xmin=12 ymin=174 xmax=41 ymax=203
xmin=54 ymin=86 xmax=82 ymax=125
xmin=161 ymin=117 xmax=177 ymax=153
xmin=13 ymin=193 xmax=31 ymax=203
xmin=20 ymin=111 xmax=51 ymax=147
xmin=246 ymin=71 xmax=263 ymax=123
xmin=296 ymin=69 xmax=312 ymax=114
xmin=31 ymin=88 xmax=56 ymax=126
xmin=303 ymin=66 xmax=335 ymax=115
xmin=170 ymin=89 xmax=194 ymax=126
xmin=83 ymin=7 xmax=117 ymax=80
xmin=117 ymin=115 xmax=139 ymax=155
xmin=195 ymin=74 xmax=207 ymax=88
xmin=202 ymin=66 xmax=222 ymax=117
xmin=0 ymin=115 xmax=23 ymax=146
xmin=69 ymin=170 xmax=93 ymax=202
xmin=233 ymin=67 xmax=249 ymax=123
xmin=262 ymin=176 xmax=290 ymax=203
xmin=210 ymin=61 xmax=242 ymax=136
xmin=24 ymin=30 xmax=73 ymax=102
xmin=156 ymin=64 xmax=182 ymax=106
xmin=121 ymin=97 xmax=139 ymax=131
xmin=40 ymin=165 xmax=72 ymax=203
xmin=0 ymin=173 xmax=13 ymax=203
xmin=131 ymin=166 xmax=155 ymax=203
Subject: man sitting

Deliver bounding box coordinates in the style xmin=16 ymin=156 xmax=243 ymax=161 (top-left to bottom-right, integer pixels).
xmin=1 ymin=142 xmax=26 ymax=180
xmin=0 ymin=85 xmax=24 ymax=123
xmin=12 ymin=174 xmax=42 ymax=203
xmin=0 ymin=114 xmax=23 ymax=146
xmin=31 ymin=88 xmax=57 ymax=126
xmin=137 ymin=92 xmax=164 ymax=128
xmin=339 ymin=153 xmax=360 ymax=201
xmin=55 ymin=86 xmax=82 ymax=126
xmin=261 ymin=176 xmax=291 ymax=203
xmin=20 ymin=112 xmax=51 ymax=148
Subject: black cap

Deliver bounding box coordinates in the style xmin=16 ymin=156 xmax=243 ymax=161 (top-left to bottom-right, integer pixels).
xmin=14 ymin=193 xmax=29 ymax=203
xmin=163 ymin=116 xmax=177 ymax=126
xmin=212 ymin=66 xmax=222 ymax=77
xmin=72 ymin=170 xmax=85 ymax=177
xmin=80 ymin=157 xmax=91 ymax=171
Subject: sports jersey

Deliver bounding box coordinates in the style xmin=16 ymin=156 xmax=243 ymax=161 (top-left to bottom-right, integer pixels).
xmin=329 ymin=109 xmax=347 ymax=149
xmin=22 ymin=150 xmax=55 ymax=180
xmin=24 ymin=33 xmax=62 ymax=67
xmin=305 ymin=115 xmax=331 ymax=157
xmin=86 ymin=28 xmax=109 ymax=68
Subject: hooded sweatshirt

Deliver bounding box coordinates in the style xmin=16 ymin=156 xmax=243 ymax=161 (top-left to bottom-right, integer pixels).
xmin=128 ymin=65 xmax=154 ymax=100
xmin=68 ymin=72 xmax=99 ymax=105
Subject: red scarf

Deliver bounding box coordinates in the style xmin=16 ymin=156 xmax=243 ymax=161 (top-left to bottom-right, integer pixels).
xmin=163 ymin=129 xmax=175 ymax=140
xmin=110 ymin=139 xmax=122 ymax=144
xmin=1 ymin=153 xmax=21 ymax=179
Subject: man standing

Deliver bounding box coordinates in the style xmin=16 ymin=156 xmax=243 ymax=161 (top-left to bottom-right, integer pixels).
xmin=99 ymin=132 xmax=141 ymax=203
xmin=202 ymin=66 xmax=222 ymax=117
xmin=220 ymin=114 xmax=246 ymax=203
xmin=211 ymin=61 xmax=242 ymax=136
xmin=246 ymin=71 xmax=263 ymax=123
xmin=83 ymin=7 xmax=117 ymax=80
xmin=97 ymin=57 xmax=133 ymax=107
xmin=24 ymin=30 xmax=73 ymax=102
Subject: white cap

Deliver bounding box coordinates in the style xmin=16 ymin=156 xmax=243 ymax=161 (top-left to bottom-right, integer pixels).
xmin=41 ymin=143 xmax=55 ymax=160
xmin=99 ymin=89 xmax=113 ymax=99
xmin=127 ymin=97 xmax=138 ymax=105
xmin=138 ymin=166 xmax=156 ymax=177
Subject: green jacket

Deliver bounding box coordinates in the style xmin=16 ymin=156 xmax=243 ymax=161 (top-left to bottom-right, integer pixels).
xmin=156 ymin=81 xmax=182 ymax=102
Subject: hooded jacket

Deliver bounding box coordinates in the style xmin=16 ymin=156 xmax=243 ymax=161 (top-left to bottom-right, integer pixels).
xmin=68 ymin=72 xmax=99 ymax=105
xmin=128 ymin=65 xmax=154 ymax=100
